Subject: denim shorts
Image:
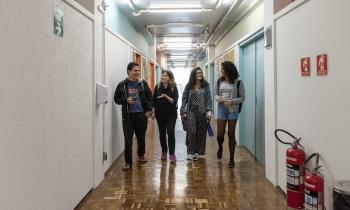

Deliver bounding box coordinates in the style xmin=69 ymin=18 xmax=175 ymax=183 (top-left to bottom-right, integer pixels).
xmin=217 ymin=103 xmax=239 ymax=120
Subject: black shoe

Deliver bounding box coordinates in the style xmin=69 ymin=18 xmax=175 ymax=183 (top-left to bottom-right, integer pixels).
xmin=138 ymin=156 xmax=148 ymax=163
xmin=217 ymin=147 xmax=223 ymax=160
xmin=122 ymin=163 xmax=131 ymax=171
xmin=228 ymin=161 xmax=235 ymax=168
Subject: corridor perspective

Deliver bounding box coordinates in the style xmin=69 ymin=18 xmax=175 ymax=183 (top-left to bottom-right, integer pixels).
xmin=1 ymin=0 xmax=350 ymax=210
xmin=77 ymin=121 xmax=285 ymax=210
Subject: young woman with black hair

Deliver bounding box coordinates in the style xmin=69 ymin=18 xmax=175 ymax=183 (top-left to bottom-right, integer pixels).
xmin=216 ymin=61 xmax=245 ymax=168
xmin=180 ymin=67 xmax=212 ymax=161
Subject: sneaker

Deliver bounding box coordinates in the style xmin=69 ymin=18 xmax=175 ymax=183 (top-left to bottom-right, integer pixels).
xmin=138 ymin=156 xmax=148 ymax=163
xmin=186 ymin=154 xmax=193 ymax=160
xmin=122 ymin=163 xmax=131 ymax=171
xmin=228 ymin=161 xmax=235 ymax=168
xmin=217 ymin=147 xmax=223 ymax=160
xmin=170 ymin=154 xmax=176 ymax=163
xmin=193 ymin=153 xmax=199 ymax=161
xmin=161 ymin=152 xmax=167 ymax=161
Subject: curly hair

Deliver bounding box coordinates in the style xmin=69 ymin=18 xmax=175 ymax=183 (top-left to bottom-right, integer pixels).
xmin=218 ymin=61 xmax=239 ymax=84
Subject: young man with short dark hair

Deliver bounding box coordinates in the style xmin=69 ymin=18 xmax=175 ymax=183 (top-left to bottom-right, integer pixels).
xmin=114 ymin=62 xmax=153 ymax=171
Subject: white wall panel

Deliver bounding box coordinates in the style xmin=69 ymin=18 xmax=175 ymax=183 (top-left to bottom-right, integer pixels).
xmin=0 ymin=1 xmax=94 ymax=209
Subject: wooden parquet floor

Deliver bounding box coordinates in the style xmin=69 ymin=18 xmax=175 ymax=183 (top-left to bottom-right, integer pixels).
xmin=77 ymin=120 xmax=286 ymax=210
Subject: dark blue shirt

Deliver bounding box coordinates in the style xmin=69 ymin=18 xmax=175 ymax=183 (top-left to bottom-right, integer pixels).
xmin=127 ymin=80 xmax=144 ymax=113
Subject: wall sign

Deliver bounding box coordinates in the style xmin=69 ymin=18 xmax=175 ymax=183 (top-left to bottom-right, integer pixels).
xmin=264 ymin=25 xmax=272 ymax=49
xmin=53 ymin=0 xmax=64 ymax=37
xmin=317 ymin=54 xmax=328 ymax=76
xmin=301 ymin=57 xmax=311 ymax=76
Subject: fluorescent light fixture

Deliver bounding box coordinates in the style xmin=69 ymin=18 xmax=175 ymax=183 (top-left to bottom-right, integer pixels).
xmin=128 ymin=0 xmax=136 ymax=10
xmin=148 ymin=8 xmax=212 ymax=13
xmin=162 ymin=37 xmax=193 ymax=43
xmin=163 ymin=47 xmax=195 ymax=50
xmin=169 ymin=56 xmax=189 ymax=59
xmin=216 ymin=0 xmax=224 ymax=9
xmin=147 ymin=23 xmax=204 ymax=28
xmin=161 ymin=43 xmax=193 ymax=48
xmin=149 ymin=3 xmax=203 ymax=9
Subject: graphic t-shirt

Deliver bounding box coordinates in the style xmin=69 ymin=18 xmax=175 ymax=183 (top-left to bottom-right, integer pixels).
xmin=127 ymin=80 xmax=144 ymax=113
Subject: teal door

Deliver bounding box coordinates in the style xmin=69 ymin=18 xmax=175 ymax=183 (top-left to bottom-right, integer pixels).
xmin=239 ymin=35 xmax=265 ymax=165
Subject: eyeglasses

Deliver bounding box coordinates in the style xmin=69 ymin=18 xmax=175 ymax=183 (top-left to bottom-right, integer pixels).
xmin=196 ymin=72 xmax=202 ymax=75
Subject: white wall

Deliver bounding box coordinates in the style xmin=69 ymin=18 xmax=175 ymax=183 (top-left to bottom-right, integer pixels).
xmin=103 ymin=29 xmax=130 ymax=171
xmin=0 ymin=0 xmax=94 ymax=209
xmin=75 ymin=0 xmax=94 ymax=14
xmin=274 ymin=0 xmax=350 ymax=209
xmin=94 ymin=0 xmax=105 ymax=187
xmin=264 ymin=0 xmax=277 ymax=186
xmin=105 ymin=0 xmax=152 ymax=58
xmin=215 ymin=2 xmax=264 ymax=56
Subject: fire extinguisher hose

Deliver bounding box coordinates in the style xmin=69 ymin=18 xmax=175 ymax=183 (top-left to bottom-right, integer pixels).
xmin=274 ymin=129 xmax=303 ymax=146
xmin=304 ymin=153 xmax=322 ymax=172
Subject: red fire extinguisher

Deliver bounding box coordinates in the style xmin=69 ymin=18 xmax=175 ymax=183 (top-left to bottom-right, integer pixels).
xmin=304 ymin=153 xmax=324 ymax=210
xmin=275 ymin=129 xmax=305 ymax=209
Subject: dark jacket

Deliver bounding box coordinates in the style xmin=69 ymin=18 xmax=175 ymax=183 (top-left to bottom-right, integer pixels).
xmin=114 ymin=79 xmax=153 ymax=120
xmin=153 ymin=83 xmax=179 ymax=120
xmin=180 ymin=83 xmax=212 ymax=114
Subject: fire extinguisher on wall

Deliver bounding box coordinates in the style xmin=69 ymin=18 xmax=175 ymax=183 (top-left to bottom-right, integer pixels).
xmin=304 ymin=153 xmax=324 ymax=210
xmin=275 ymin=129 xmax=305 ymax=209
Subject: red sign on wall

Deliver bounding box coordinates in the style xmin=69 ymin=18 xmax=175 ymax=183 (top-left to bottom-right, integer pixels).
xmin=317 ymin=54 xmax=328 ymax=76
xmin=301 ymin=57 xmax=311 ymax=76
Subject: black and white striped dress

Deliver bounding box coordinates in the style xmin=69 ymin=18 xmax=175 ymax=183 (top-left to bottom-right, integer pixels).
xmin=186 ymin=90 xmax=207 ymax=155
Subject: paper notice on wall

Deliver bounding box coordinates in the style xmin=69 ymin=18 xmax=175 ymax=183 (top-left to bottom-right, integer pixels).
xmin=53 ymin=0 xmax=64 ymax=37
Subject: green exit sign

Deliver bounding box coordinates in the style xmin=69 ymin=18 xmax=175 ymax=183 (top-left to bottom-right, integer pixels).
xmin=53 ymin=1 xmax=64 ymax=37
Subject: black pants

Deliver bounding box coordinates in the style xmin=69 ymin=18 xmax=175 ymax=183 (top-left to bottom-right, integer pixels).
xmin=156 ymin=116 xmax=176 ymax=155
xmin=122 ymin=112 xmax=147 ymax=166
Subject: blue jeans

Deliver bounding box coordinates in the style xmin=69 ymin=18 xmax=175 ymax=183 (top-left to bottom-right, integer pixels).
xmin=217 ymin=103 xmax=239 ymax=120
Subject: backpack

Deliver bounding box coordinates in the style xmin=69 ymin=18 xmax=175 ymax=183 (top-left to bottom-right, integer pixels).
xmin=236 ymin=80 xmax=242 ymax=113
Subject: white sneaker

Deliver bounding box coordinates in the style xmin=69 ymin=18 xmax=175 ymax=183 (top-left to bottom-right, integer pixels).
xmin=193 ymin=153 xmax=199 ymax=161
xmin=186 ymin=155 xmax=193 ymax=160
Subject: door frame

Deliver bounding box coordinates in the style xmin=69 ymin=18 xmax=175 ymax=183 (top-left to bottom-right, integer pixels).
xmin=238 ymin=29 xmax=265 ymax=162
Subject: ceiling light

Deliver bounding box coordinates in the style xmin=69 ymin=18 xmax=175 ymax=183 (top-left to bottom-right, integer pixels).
xmin=216 ymin=0 xmax=224 ymax=9
xmin=162 ymin=43 xmax=193 ymax=48
xmin=147 ymin=23 xmax=204 ymax=28
xmin=149 ymin=3 xmax=203 ymax=9
xmin=162 ymin=37 xmax=193 ymax=43
xmin=163 ymin=47 xmax=195 ymax=50
xmin=128 ymin=0 xmax=136 ymax=10
xmin=148 ymin=8 xmax=212 ymax=13
xmin=169 ymin=56 xmax=189 ymax=59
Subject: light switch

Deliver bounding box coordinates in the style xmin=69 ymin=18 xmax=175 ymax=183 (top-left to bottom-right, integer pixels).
xmin=96 ymin=83 xmax=108 ymax=104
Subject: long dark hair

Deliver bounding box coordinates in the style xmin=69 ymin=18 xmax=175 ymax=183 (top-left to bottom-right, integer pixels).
xmin=219 ymin=61 xmax=239 ymax=84
xmin=186 ymin=67 xmax=208 ymax=88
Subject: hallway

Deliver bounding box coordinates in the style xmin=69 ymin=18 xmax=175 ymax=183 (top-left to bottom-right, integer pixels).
xmin=78 ymin=120 xmax=285 ymax=210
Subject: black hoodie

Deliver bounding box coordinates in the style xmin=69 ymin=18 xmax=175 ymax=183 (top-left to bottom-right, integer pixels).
xmin=114 ymin=79 xmax=153 ymax=120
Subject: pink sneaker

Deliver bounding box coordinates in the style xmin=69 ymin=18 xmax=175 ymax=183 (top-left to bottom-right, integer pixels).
xmin=161 ymin=152 xmax=167 ymax=160
xmin=170 ymin=154 xmax=176 ymax=163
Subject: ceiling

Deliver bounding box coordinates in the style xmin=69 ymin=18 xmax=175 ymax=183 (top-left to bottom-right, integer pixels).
xmin=114 ymin=0 xmax=261 ymax=68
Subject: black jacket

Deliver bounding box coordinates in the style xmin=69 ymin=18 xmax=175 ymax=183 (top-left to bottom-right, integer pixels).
xmin=114 ymin=79 xmax=153 ymax=120
xmin=152 ymin=83 xmax=179 ymax=120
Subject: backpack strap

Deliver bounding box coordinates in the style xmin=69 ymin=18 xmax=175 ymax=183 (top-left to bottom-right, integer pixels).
xmin=236 ymin=80 xmax=242 ymax=113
